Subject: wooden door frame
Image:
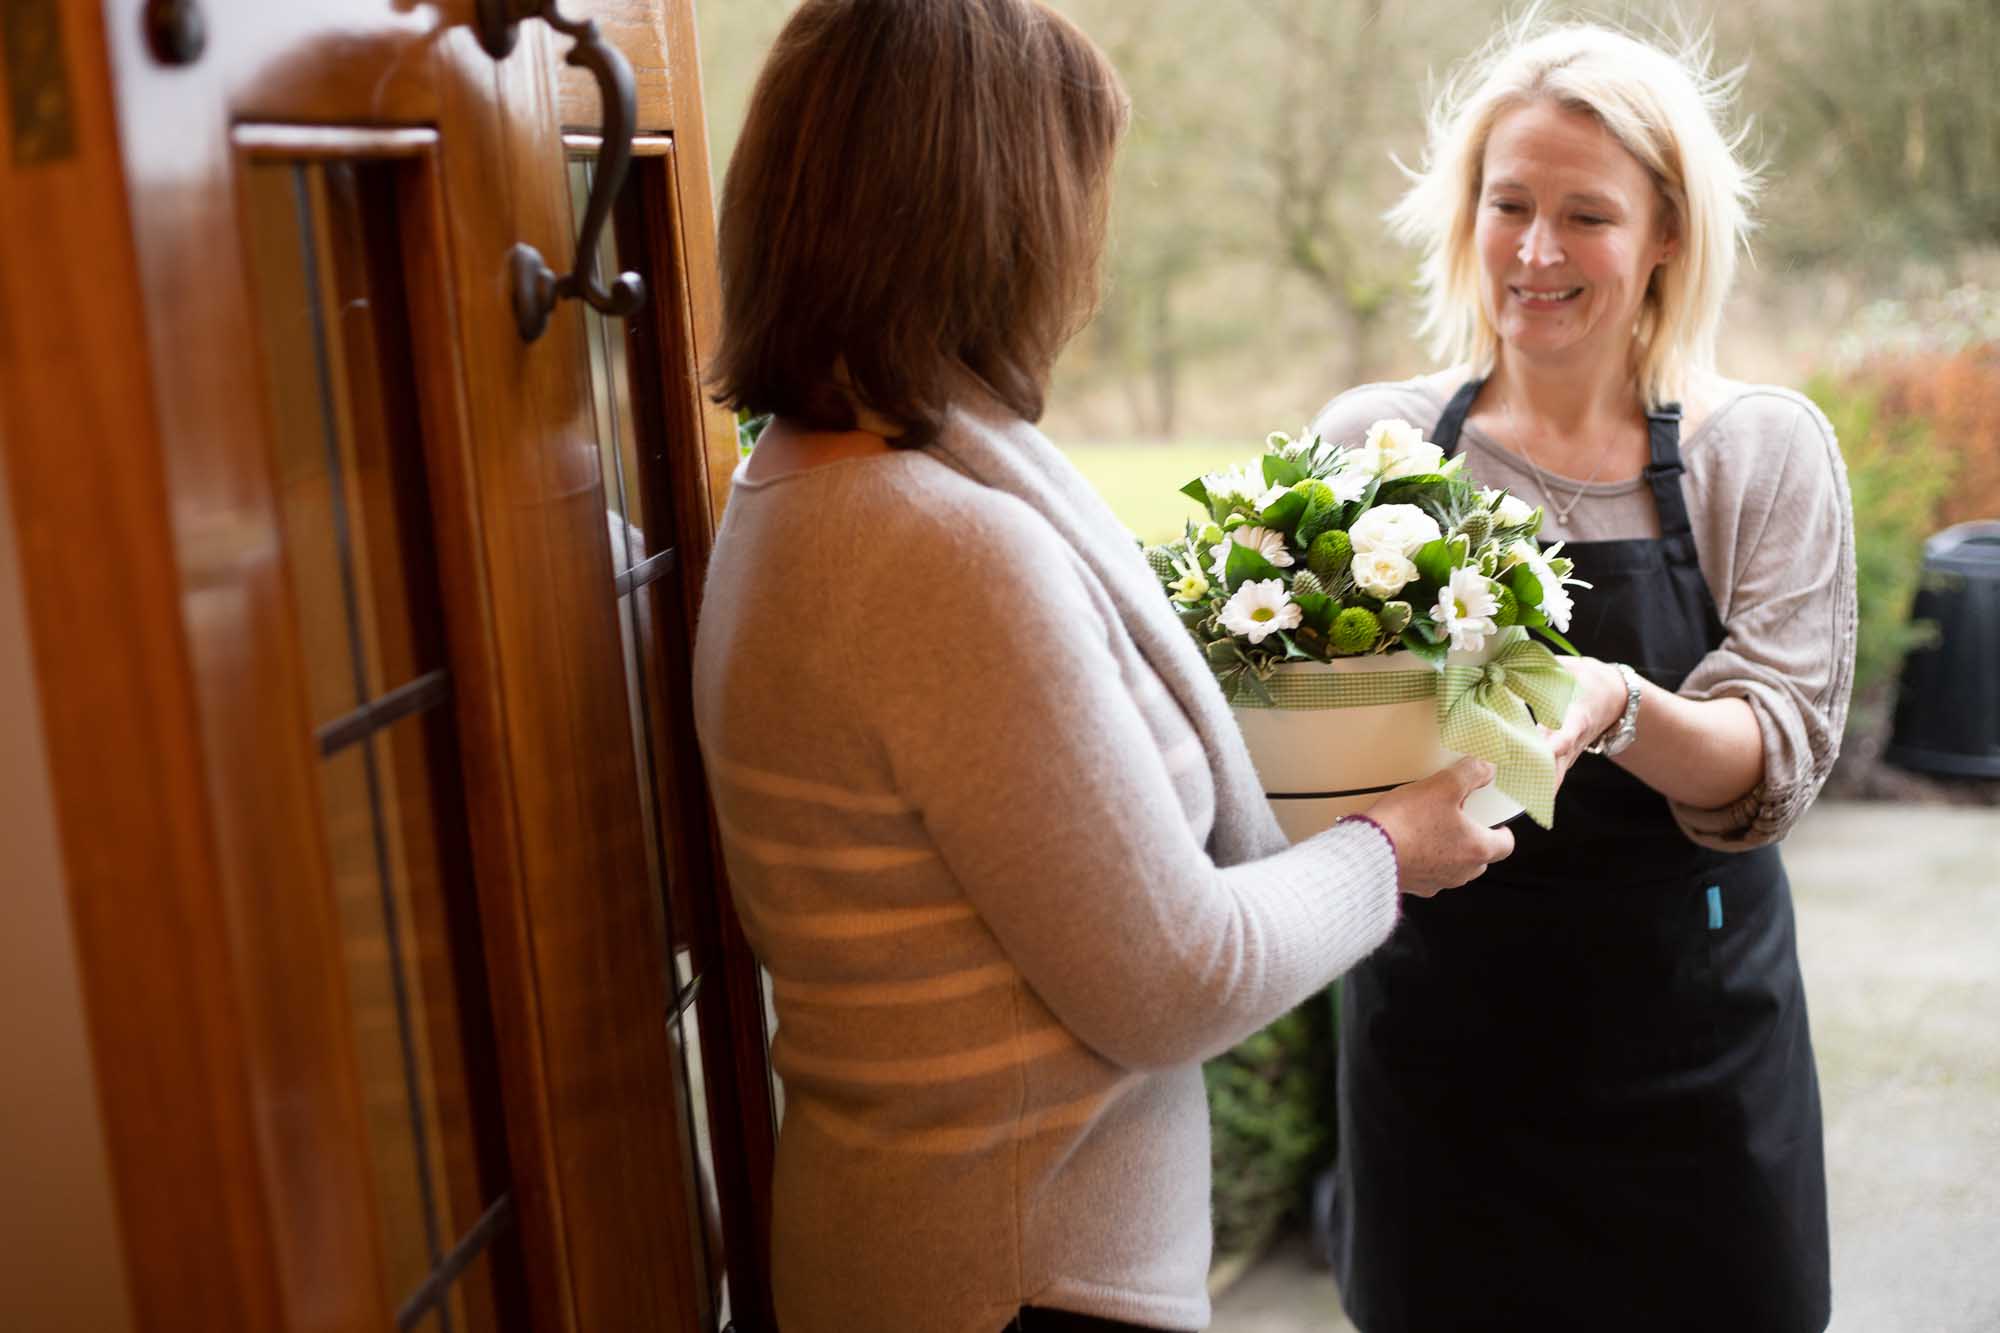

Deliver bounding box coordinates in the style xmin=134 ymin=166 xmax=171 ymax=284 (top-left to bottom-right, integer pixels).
xmin=0 ymin=1 xmax=772 ymax=1329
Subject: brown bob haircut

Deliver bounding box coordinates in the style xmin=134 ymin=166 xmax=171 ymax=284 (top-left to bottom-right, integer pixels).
xmin=710 ymin=0 xmax=1128 ymax=448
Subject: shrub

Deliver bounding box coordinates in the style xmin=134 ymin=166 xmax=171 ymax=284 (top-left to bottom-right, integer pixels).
xmin=1806 ymin=375 xmax=1954 ymax=703
xmin=1869 ymin=344 xmax=2000 ymax=529
xmin=1204 ymin=989 xmax=1337 ymax=1262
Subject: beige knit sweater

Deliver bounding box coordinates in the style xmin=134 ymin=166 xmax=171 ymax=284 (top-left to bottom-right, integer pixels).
xmin=1309 ymin=372 xmax=1857 ymax=849
xmin=692 ymin=399 xmax=1401 ymax=1332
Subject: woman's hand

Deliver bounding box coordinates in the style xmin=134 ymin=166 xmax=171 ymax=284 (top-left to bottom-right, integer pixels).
xmin=1364 ymin=757 xmax=1517 ymax=897
xmin=1545 ymin=655 xmax=1630 ymax=777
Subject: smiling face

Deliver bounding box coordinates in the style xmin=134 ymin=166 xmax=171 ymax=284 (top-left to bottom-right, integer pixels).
xmin=1474 ymin=98 xmax=1676 ymax=376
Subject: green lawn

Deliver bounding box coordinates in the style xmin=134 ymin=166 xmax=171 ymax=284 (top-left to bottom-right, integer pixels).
xmin=1060 ymin=440 xmax=1257 ymax=545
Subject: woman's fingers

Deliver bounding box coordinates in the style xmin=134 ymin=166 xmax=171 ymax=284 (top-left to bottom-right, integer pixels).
xmin=1363 ymin=759 xmax=1519 ymax=898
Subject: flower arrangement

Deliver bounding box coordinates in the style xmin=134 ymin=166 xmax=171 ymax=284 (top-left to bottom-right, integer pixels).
xmin=1146 ymin=419 xmax=1590 ymax=704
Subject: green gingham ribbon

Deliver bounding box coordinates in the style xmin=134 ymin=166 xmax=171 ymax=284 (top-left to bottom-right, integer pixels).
xmin=1437 ymin=628 xmax=1576 ymax=829
xmin=1234 ymin=627 xmax=1576 ymax=828
xmin=1234 ymin=670 xmax=1439 ymax=710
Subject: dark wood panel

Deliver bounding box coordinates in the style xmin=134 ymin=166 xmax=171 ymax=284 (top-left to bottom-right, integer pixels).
xmin=658 ymin=0 xmax=740 ymax=531
xmin=632 ymin=148 xmax=781 ymax=1333
xmin=555 ymin=0 xmax=675 ymax=132
xmin=452 ymin=21 xmax=707 ymax=1331
xmin=0 ymin=2 xmax=309 ymax=1328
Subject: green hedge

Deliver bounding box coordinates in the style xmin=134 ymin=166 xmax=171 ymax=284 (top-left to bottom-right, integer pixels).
xmin=1806 ymin=375 xmax=1954 ymax=703
xmin=1203 ymin=986 xmax=1339 ymax=1262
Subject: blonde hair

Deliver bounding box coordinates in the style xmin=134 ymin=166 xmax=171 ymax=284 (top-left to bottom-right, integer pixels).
xmin=1387 ymin=11 xmax=1757 ymax=406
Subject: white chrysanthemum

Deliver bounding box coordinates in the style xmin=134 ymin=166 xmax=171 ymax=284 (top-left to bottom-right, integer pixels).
xmin=1220 ymin=579 xmax=1302 ymax=645
xmin=1347 ymin=503 xmax=1443 ymax=557
xmin=1519 ymin=541 xmax=1591 ymax=633
xmin=1255 ymin=482 xmax=1294 ymax=511
xmin=1202 ymin=463 xmax=1262 ymax=504
xmin=1209 ymin=524 xmax=1295 ymax=579
xmin=1324 ymin=462 xmax=1372 ymax=503
xmin=1352 ymin=548 xmax=1418 ymax=598
xmin=1432 ymin=566 xmax=1501 ymax=653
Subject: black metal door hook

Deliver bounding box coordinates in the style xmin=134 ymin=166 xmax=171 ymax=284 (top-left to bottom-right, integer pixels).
xmin=475 ymin=0 xmax=646 ymax=343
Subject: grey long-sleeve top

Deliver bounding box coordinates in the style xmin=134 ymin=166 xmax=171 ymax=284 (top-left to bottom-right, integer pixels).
xmin=1310 ymin=370 xmax=1858 ymax=850
xmin=692 ymin=397 xmax=1400 ymax=1333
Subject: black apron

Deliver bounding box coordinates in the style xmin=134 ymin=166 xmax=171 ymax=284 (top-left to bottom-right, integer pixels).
xmin=1334 ymin=379 xmax=1831 ymax=1332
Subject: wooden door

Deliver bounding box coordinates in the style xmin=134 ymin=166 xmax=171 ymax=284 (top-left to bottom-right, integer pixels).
xmin=0 ymin=2 xmax=774 ymax=1330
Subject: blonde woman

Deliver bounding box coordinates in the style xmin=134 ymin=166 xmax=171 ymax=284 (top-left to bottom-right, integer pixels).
xmin=1307 ymin=17 xmax=1854 ymax=1333
xmin=693 ymin=2 xmax=1513 ymax=1330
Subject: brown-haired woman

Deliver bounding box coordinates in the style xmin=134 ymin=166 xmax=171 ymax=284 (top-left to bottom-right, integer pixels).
xmin=693 ymin=3 xmax=1513 ymax=1329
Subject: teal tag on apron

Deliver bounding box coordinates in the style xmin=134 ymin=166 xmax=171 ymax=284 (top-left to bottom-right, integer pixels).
xmin=1706 ymin=885 xmax=1724 ymax=930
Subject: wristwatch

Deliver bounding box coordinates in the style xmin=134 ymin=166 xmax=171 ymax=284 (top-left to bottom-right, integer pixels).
xmin=1585 ymin=662 xmax=1644 ymax=758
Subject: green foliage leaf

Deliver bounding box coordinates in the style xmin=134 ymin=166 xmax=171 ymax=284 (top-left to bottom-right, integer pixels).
xmin=1292 ymin=589 xmax=1336 ymax=633
xmin=1507 ymin=563 xmax=1545 ymax=608
xmin=1262 ymin=453 xmax=1307 ymax=488
xmin=1180 ymin=477 xmax=1215 ymax=515
xmin=1231 ymin=668 xmax=1275 ymax=707
xmin=1399 ymin=628 xmax=1448 ymax=668
xmin=1411 ymin=537 xmax=1454 ymax=587
xmin=1259 ymin=488 xmax=1309 ymax=535
xmin=1532 ymin=624 xmax=1580 ymax=655
xmin=1224 ymin=539 xmax=1279 ymax=590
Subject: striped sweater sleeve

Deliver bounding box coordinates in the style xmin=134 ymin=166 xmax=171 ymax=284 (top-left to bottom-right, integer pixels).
xmin=849 ymin=487 xmax=1399 ymax=1070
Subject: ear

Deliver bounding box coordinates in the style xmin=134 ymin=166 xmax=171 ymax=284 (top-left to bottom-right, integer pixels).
xmin=1653 ymin=198 xmax=1681 ymax=265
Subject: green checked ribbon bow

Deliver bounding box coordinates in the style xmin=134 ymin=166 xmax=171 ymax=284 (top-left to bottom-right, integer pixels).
xmin=1437 ymin=627 xmax=1576 ymax=828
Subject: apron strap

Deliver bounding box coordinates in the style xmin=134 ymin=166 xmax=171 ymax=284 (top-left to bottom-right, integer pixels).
xmin=1432 ymin=377 xmax=1485 ymax=459
xmin=1434 ymin=381 xmax=1697 ymax=545
xmin=1642 ymin=403 xmax=1692 ymax=539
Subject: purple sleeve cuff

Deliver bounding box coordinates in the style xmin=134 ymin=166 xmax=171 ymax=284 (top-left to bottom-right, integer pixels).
xmin=1338 ymin=813 xmax=1398 ymax=881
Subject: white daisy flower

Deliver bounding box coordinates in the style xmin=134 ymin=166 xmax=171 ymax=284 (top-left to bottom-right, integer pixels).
xmin=1432 ymin=566 xmax=1501 ymax=653
xmin=1324 ymin=458 xmax=1372 ymax=503
xmin=1254 ymin=482 xmax=1294 ymax=511
xmin=1208 ymin=524 xmax=1295 ymax=579
xmin=1352 ymin=548 xmax=1418 ymax=598
xmin=1514 ymin=540 xmax=1592 ymax=633
xmin=1347 ymin=504 xmax=1443 ymax=557
xmin=1201 ymin=463 xmax=1262 ymax=505
xmin=1220 ymin=579 xmax=1302 ymax=645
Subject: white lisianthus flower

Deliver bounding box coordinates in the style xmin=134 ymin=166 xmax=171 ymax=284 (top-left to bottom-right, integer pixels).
xmin=1220 ymin=579 xmax=1302 ymax=645
xmin=1381 ymin=439 xmax=1447 ymax=480
xmin=1352 ymin=548 xmax=1418 ymax=598
xmin=1209 ymin=524 xmax=1295 ymax=579
xmin=1364 ymin=418 xmax=1426 ymax=457
xmin=1432 ymin=566 xmax=1501 ymax=653
xmin=1348 ymin=503 xmax=1443 ymax=557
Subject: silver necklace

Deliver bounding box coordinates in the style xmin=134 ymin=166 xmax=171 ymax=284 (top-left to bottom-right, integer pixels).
xmin=1514 ymin=433 xmax=1617 ymax=525
xmin=1492 ymin=396 xmax=1623 ymax=525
